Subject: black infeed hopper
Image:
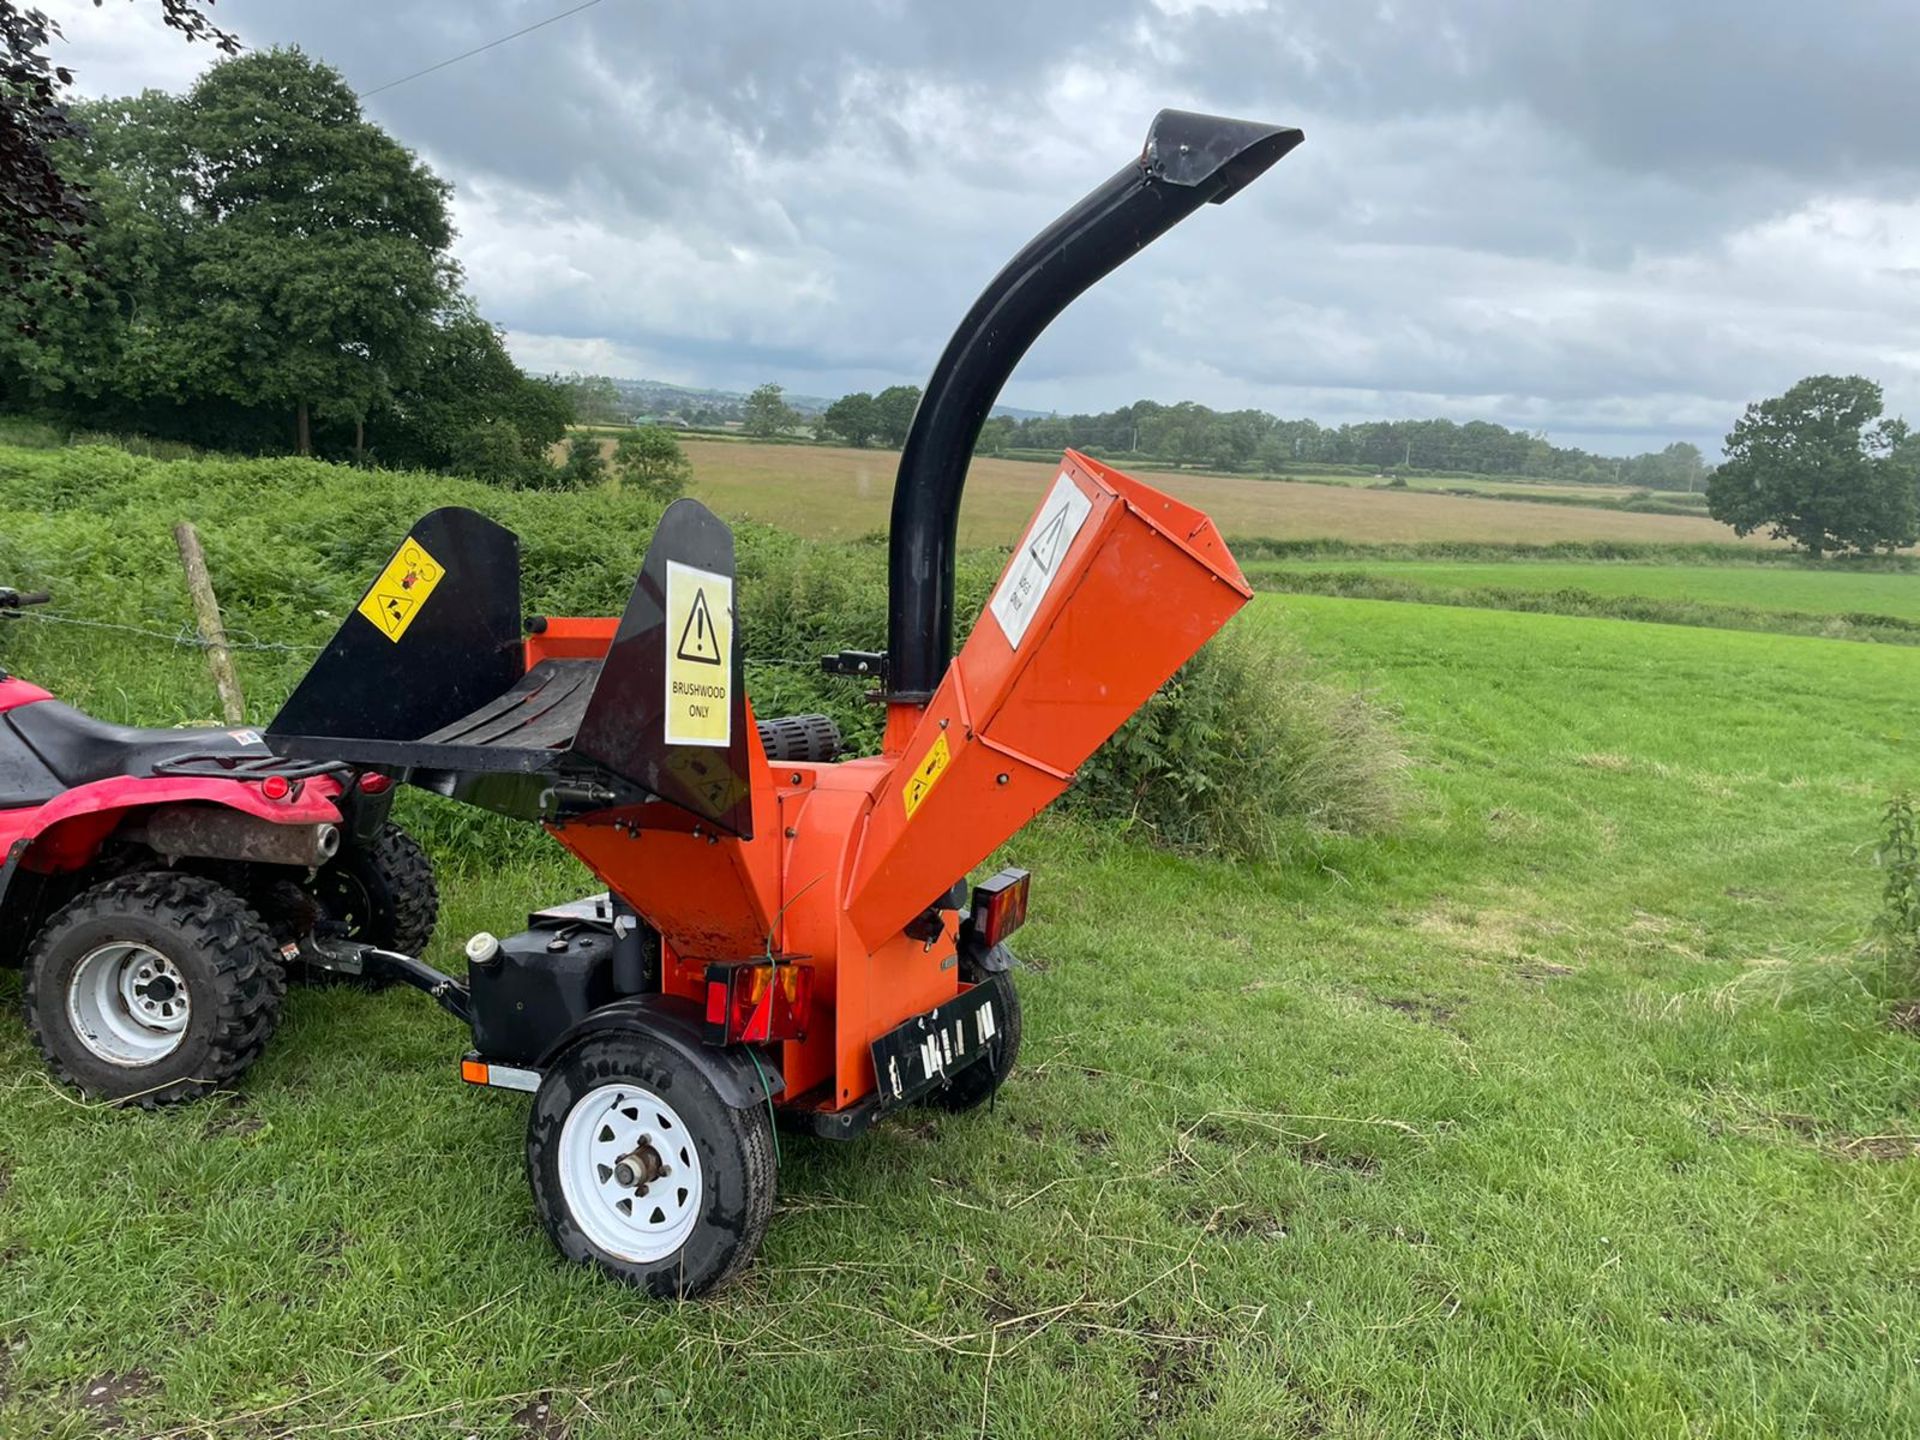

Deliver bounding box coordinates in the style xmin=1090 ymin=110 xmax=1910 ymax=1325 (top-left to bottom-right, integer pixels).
xmin=266 ymin=502 xmax=821 ymax=834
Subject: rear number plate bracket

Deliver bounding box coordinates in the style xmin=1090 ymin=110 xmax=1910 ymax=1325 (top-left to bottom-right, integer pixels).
xmin=871 ymin=982 xmax=1001 ymax=1109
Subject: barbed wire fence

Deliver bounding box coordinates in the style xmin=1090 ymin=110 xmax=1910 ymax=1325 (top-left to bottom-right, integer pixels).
xmin=6 ymin=609 xmax=323 ymax=655
xmin=6 ymin=608 xmax=841 ymax=670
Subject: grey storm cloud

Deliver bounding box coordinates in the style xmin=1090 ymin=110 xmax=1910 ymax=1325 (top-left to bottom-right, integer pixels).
xmin=46 ymin=0 xmax=1920 ymax=453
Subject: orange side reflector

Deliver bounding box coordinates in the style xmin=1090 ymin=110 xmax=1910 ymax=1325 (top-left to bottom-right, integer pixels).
xmin=460 ymin=1058 xmax=488 ymax=1085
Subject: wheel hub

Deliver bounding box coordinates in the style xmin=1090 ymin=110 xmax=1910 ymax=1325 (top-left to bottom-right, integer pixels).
xmin=611 ymin=1138 xmax=669 ymax=1193
xmin=69 ymin=942 xmax=192 ymax=1067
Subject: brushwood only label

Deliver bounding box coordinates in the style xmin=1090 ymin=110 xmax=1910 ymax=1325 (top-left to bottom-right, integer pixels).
xmin=357 ymin=536 xmax=444 ymax=643
xmin=988 ymin=471 xmax=1094 ymax=649
xmin=665 ymin=560 xmax=733 ymax=747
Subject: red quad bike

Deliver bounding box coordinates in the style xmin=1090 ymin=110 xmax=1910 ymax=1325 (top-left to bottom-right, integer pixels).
xmin=0 ymin=586 xmax=439 ymax=1106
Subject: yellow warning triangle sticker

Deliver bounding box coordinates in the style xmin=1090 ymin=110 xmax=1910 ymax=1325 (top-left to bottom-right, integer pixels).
xmin=903 ymin=732 xmax=952 ymax=818
xmin=374 ymin=594 xmax=414 ymax=635
xmin=676 ymin=587 xmax=723 ymax=665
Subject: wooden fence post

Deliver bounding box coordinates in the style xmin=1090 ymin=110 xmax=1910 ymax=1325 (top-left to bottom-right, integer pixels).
xmin=172 ymin=521 xmax=246 ymax=725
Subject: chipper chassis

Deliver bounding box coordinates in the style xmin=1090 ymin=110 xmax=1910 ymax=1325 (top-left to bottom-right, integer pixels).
xmin=266 ymin=110 xmax=1301 ymax=1296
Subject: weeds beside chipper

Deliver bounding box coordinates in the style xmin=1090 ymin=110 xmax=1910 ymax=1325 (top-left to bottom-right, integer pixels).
xmin=264 ymin=110 xmax=1300 ymax=1295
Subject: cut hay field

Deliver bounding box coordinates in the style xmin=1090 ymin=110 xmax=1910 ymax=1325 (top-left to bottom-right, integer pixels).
xmin=4 ymin=588 xmax=1917 ymax=1438
xmin=665 ymin=440 xmax=1767 ymax=549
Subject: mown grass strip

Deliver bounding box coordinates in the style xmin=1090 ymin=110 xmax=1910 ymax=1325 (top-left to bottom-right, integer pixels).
xmin=1233 ymin=537 xmax=1920 ymax=568
xmin=1253 ymin=568 xmax=1920 ymax=644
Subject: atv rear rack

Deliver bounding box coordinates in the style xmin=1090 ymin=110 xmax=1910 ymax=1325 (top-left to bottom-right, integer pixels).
xmin=150 ymin=753 xmax=349 ymax=783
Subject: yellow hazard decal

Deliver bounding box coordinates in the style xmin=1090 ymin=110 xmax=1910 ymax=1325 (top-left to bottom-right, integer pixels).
xmin=357 ymin=536 xmax=444 ymax=643
xmin=903 ymin=731 xmax=952 ymax=818
xmin=664 ymin=744 xmax=748 ymax=814
xmin=664 ymin=560 xmax=733 ymax=747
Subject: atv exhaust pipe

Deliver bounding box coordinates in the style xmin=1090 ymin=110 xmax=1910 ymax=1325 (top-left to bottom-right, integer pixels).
xmin=885 ymin=110 xmax=1302 ymax=700
xmin=133 ymin=807 xmax=341 ymax=869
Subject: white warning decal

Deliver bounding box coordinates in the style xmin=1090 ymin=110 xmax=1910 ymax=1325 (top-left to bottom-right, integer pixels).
xmin=987 ymin=471 xmax=1094 ymax=649
xmin=664 ymin=560 xmax=733 ymax=747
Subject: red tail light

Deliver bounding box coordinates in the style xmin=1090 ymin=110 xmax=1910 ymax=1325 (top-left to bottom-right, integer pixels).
xmin=260 ymin=774 xmax=294 ymax=801
xmin=704 ymin=960 xmax=814 ymax=1045
xmin=971 ymin=868 xmax=1030 ymax=948
xmin=358 ymin=771 xmax=394 ymax=795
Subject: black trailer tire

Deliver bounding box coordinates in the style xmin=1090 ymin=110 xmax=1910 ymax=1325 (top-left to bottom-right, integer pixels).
xmin=299 ymin=822 xmax=439 ymax=987
xmin=926 ymin=963 xmax=1022 ymax=1114
xmin=526 ymin=1030 xmax=776 ymax=1298
xmin=22 ymin=871 xmax=286 ymax=1107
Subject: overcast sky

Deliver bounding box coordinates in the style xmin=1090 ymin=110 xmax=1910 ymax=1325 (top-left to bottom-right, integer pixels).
xmin=42 ymin=0 xmax=1920 ymax=455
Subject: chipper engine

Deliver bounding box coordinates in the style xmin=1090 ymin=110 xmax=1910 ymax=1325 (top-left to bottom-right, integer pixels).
xmin=266 ymin=110 xmax=1300 ymax=1296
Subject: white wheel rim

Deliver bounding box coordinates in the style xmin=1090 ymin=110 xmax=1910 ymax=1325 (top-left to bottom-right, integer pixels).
xmin=67 ymin=942 xmax=192 ymax=1066
xmin=557 ymin=1083 xmax=704 ymax=1263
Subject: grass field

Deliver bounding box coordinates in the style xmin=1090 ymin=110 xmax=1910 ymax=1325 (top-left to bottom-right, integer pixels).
xmin=668 ymin=440 xmax=1767 ymax=550
xmin=1247 ymin=560 xmax=1920 ymax=621
xmin=4 ymin=593 xmax=1916 ymax=1438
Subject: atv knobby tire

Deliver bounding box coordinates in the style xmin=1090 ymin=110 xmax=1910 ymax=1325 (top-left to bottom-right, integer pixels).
xmin=299 ymin=821 xmax=439 ymax=987
xmin=24 ymin=871 xmax=286 ymax=1107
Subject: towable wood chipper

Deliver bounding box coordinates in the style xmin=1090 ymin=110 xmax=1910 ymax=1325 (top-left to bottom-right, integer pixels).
xmin=266 ymin=110 xmax=1300 ymax=1296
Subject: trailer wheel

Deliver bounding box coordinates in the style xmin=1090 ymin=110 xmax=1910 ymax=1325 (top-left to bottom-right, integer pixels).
xmin=299 ymin=822 xmax=439 ymax=987
xmin=526 ymin=1032 xmax=776 ymax=1298
xmin=23 ymin=871 xmax=286 ymax=1107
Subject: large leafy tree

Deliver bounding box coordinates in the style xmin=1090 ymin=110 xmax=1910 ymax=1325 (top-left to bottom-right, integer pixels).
xmin=0 ymin=0 xmax=234 ymax=315
xmin=818 ymin=391 xmax=876 ymax=447
xmin=158 ymin=49 xmax=456 ymax=453
xmin=611 ymin=425 xmax=692 ymax=498
xmin=742 ymin=382 xmax=796 ymax=438
xmin=368 ymin=301 xmax=571 ymax=481
xmin=0 ymin=46 xmax=567 ymax=474
xmin=1708 ymin=375 xmax=1918 ymax=557
xmin=871 ymin=383 xmax=920 ymax=447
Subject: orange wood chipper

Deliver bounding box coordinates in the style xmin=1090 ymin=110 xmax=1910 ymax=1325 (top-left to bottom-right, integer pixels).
xmin=266 ymin=110 xmax=1301 ymax=1295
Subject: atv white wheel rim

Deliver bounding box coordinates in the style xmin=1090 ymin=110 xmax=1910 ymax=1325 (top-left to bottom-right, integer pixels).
xmin=68 ymin=942 xmax=191 ymax=1066
xmin=558 ymin=1082 xmax=704 ymax=1264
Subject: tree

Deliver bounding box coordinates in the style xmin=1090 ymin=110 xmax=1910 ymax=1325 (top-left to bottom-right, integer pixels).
xmin=1708 ymin=375 xmax=1918 ymax=557
xmin=611 ymin=424 xmax=692 ymax=498
xmin=371 ymin=302 xmax=570 ymax=481
xmin=0 ymin=0 xmax=235 ymax=315
xmin=545 ymin=434 xmax=607 ymax=490
xmin=872 ymin=383 xmax=921 ymax=447
xmin=743 ymin=382 xmax=797 ymax=438
xmin=558 ymin=372 xmax=623 ymax=425
xmin=974 ymin=415 xmax=1014 ymax=455
xmin=819 ymin=391 xmax=877 ymax=447
xmin=151 ymin=50 xmax=458 ymax=454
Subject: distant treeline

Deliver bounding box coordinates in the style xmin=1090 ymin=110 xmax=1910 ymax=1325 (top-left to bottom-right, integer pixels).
xmin=970 ymin=402 xmax=1710 ymax=490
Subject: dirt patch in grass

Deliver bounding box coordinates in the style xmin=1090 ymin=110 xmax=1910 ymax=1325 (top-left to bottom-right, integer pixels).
xmin=1890 ymin=1001 xmax=1920 ymax=1036
xmin=200 ymin=1104 xmax=265 ymax=1140
xmin=1187 ymin=1203 xmax=1289 ymax=1241
xmin=1763 ymin=1110 xmax=1920 ymax=1162
xmin=1375 ymin=994 xmax=1461 ymax=1028
xmin=76 ymin=1369 xmax=157 ymax=1428
xmin=512 ymin=1390 xmax=568 ymax=1440
xmin=1513 ymin=960 xmax=1575 ymax=982
xmin=1290 ymin=1137 xmax=1382 ymax=1175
